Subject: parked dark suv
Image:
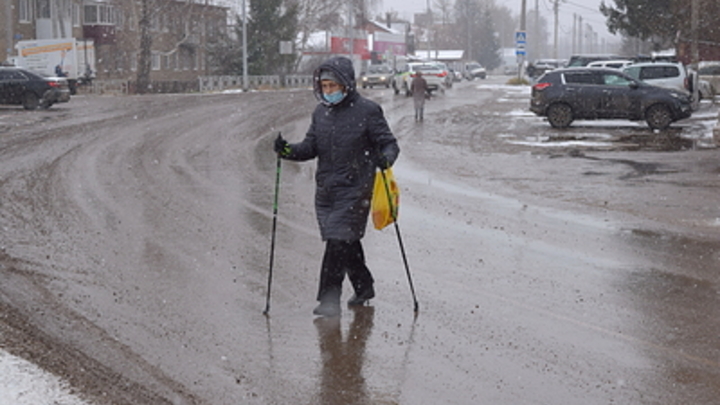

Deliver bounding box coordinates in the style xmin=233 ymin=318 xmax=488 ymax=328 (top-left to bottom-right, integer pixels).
xmin=530 ymin=67 xmax=693 ymax=130
xmin=0 ymin=67 xmax=71 ymax=110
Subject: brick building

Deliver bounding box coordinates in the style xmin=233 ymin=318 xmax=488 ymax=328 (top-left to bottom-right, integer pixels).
xmin=2 ymin=0 xmax=228 ymax=83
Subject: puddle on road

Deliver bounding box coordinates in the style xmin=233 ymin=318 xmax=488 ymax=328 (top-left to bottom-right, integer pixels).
xmin=614 ymin=228 xmax=720 ymax=399
xmin=311 ymin=307 xmax=375 ymax=405
xmin=621 ymin=228 xmax=720 ymax=281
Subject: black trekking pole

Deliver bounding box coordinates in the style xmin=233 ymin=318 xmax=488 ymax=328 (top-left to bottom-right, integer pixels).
xmin=380 ymin=169 xmax=419 ymax=313
xmin=263 ymin=149 xmax=282 ymax=316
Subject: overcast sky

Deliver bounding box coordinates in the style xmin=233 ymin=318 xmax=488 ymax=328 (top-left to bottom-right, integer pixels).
xmin=379 ymin=0 xmax=616 ymax=40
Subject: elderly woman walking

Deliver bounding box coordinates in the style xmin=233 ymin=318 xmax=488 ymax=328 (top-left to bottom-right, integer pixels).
xmin=274 ymin=56 xmax=400 ymax=317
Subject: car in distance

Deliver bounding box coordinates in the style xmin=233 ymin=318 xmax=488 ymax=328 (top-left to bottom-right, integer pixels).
xmin=530 ymin=67 xmax=693 ymax=130
xmin=360 ymin=64 xmax=393 ymax=88
xmin=393 ymin=62 xmax=445 ymax=96
xmin=587 ymin=59 xmax=634 ymax=69
xmin=0 ymin=66 xmax=71 ymax=109
xmin=566 ymin=54 xmax=623 ymax=67
xmin=463 ymin=62 xmax=487 ymax=80
xmin=431 ymin=61 xmax=453 ymax=88
xmin=697 ymin=62 xmax=720 ymax=98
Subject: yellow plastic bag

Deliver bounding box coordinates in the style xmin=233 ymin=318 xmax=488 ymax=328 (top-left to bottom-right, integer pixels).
xmin=372 ymin=168 xmax=399 ymax=230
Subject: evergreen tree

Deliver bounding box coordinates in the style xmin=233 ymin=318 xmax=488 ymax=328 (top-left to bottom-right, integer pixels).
xmin=476 ymin=7 xmax=501 ymax=70
xmin=453 ymin=0 xmax=501 ymax=68
xmin=600 ymin=0 xmax=679 ymax=49
xmin=247 ymin=0 xmax=300 ymax=75
xmin=454 ymin=0 xmax=482 ymax=60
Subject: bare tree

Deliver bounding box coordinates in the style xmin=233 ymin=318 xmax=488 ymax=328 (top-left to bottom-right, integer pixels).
xmin=291 ymin=0 xmax=344 ymax=71
xmin=136 ymin=0 xmax=153 ymax=94
xmin=290 ymin=0 xmax=379 ymax=71
xmin=128 ymin=0 xmax=200 ymax=94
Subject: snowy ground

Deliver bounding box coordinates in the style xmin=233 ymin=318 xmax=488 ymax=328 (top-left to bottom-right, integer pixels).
xmin=0 ymin=349 xmax=92 ymax=405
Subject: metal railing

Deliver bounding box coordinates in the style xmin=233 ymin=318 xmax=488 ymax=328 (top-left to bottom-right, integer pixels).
xmin=198 ymin=75 xmax=314 ymax=92
xmin=77 ymin=75 xmax=315 ymax=95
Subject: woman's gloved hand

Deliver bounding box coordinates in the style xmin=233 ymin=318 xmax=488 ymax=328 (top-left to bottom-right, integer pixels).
xmin=274 ymin=133 xmax=291 ymax=157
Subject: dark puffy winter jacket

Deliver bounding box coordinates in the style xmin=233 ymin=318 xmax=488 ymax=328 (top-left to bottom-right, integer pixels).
xmin=283 ymin=56 xmax=400 ymax=241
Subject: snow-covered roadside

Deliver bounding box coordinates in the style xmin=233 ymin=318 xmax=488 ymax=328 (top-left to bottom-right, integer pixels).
xmin=0 ymin=349 xmax=93 ymax=405
xmin=713 ymin=108 xmax=720 ymax=145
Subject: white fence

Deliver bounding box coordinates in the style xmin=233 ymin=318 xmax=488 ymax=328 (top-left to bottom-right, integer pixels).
xmin=198 ymin=75 xmax=314 ymax=92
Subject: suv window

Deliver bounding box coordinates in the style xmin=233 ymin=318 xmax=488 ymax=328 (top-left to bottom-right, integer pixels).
xmin=625 ymin=65 xmax=680 ymax=80
xmin=564 ymin=72 xmax=600 ymax=84
xmin=368 ymin=65 xmax=390 ymax=74
xmin=0 ymin=70 xmax=27 ymax=81
xmin=699 ymin=65 xmax=720 ymax=75
xmin=602 ymin=72 xmax=633 ymax=86
xmin=414 ymin=64 xmax=439 ymax=73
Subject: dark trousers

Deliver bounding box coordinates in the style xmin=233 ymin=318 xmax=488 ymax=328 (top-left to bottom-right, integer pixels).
xmin=317 ymin=239 xmax=374 ymax=303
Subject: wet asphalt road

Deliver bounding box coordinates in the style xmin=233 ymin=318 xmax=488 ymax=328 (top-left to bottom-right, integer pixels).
xmin=0 ymin=77 xmax=719 ymax=404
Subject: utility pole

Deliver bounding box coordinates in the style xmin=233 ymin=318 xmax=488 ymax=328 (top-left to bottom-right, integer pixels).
xmin=572 ymin=14 xmax=576 ymax=54
xmin=347 ymin=0 xmax=353 ymax=70
xmin=534 ymin=0 xmax=539 ymax=60
xmin=5 ymin=0 xmax=13 ymax=61
xmin=691 ymin=0 xmax=699 ymax=67
xmin=518 ymin=0 xmax=526 ymax=80
xmin=242 ymin=0 xmax=247 ymax=91
xmin=578 ymin=15 xmax=583 ymax=54
xmin=425 ymin=0 xmax=430 ymax=59
xmin=552 ymin=0 xmax=559 ymax=59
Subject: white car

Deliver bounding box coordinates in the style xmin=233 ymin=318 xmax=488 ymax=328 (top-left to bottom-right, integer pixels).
xmin=587 ymin=59 xmax=634 ymax=69
xmin=698 ymin=62 xmax=720 ymax=98
xmin=393 ymin=62 xmax=445 ymax=96
xmin=463 ymin=62 xmax=487 ymax=80
xmin=623 ymin=61 xmax=700 ymax=108
xmin=431 ymin=61 xmax=453 ymax=88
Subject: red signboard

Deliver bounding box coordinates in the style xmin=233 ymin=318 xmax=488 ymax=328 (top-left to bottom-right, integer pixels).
xmin=330 ymin=37 xmax=370 ymax=59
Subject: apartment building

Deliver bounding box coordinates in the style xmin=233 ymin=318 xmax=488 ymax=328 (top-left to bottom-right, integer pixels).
xmin=2 ymin=0 xmax=228 ymax=82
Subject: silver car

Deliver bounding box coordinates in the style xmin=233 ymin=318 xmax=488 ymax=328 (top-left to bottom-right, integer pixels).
xmin=360 ymin=64 xmax=393 ymax=88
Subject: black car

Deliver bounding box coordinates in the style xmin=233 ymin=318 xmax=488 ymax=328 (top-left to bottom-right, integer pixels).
xmin=0 ymin=67 xmax=71 ymax=110
xmin=530 ymin=67 xmax=693 ymax=130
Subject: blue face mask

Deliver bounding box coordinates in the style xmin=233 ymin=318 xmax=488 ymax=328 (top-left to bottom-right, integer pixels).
xmin=323 ymin=90 xmax=345 ymax=104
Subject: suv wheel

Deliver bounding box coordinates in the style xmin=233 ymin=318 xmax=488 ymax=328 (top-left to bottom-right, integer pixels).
xmin=546 ymin=103 xmax=573 ymax=128
xmin=645 ymin=104 xmax=672 ymax=130
xmin=22 ymin=92 xmax=40 ymax=110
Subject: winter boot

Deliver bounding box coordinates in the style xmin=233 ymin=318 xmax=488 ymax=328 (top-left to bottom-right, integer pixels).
xmin=347 ymin=287 xmax=375 ymax=306
xmin=313 ymin=300 xmax=341 ymax=317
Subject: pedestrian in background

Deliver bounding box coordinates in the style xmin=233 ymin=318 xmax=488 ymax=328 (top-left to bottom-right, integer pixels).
xmin=274 ymin=56 xmax=400 ymax=317
xmin=410 ymin=71 xmax=428 ymax=122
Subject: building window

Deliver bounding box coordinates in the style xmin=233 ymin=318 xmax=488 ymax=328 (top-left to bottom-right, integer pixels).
xmin=84 ymin=5 xmax=98 ymax=24
xmin=19 ymin=0 xmax=33 ymax=22
xmin=36 ymin=0 xmax=51 ymax=19
xmin=72 ymin=3 xmax=80 ymax=26
xmin=152 ymin=52 xmax=161 ymax=70
xmin=84 ymin=3 xmax=116 ymax=25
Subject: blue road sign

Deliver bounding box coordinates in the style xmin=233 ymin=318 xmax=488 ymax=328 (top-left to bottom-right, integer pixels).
xmin=515 ymin=31 xmax=526 ymax=56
